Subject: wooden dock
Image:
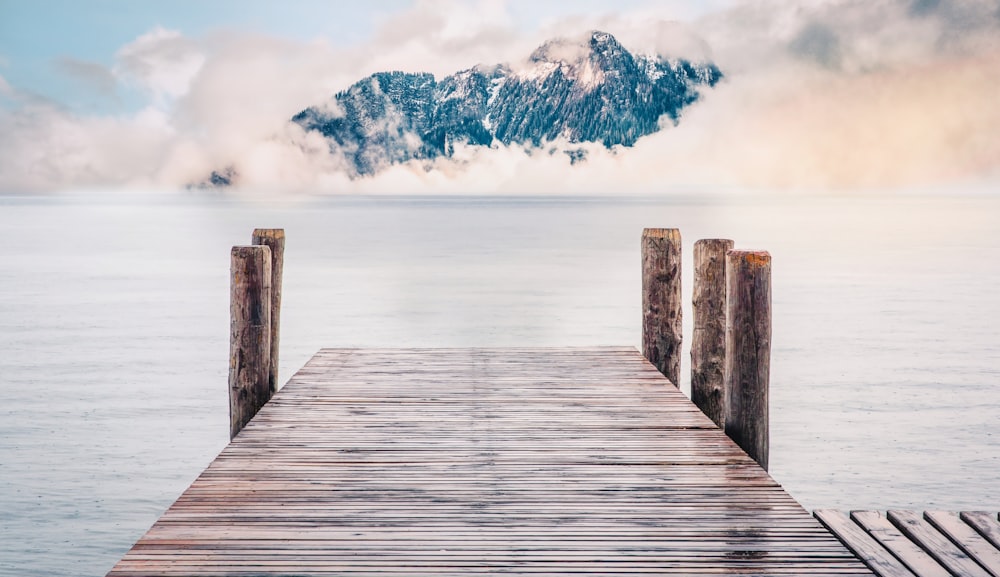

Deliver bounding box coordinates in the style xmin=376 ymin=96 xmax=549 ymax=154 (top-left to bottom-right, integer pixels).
xmin=108 ymin=347 xmax=871 ymax=576
xmin=816 ymin=510 xmax=1000 ymax=577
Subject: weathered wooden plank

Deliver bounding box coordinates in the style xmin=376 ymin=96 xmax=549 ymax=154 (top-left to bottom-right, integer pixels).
xmin=108 ymin=348 xmax=870 ymax=576
xmin=962 ymin=512 xmax=1000 ymax=551
xmin=924 ymin=511 xmax=1000 ymax=576
xmin=886 ymin=510 xmax=991 ymax=577
xmin=814 ymin=510 xmax=916 ymax=577
xmin=850 ymin=511 xmax=949 ymax=577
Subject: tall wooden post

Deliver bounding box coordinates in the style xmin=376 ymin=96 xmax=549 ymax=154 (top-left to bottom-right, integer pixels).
xmin=229 ymin=245 xmax=272 ymax=440
xmin=692 ymin=239 xmax=734 ymax=427
xmin=724 ymin=250 xmax=771 ymax=470
xmin=642 ymin=228 xmax=682 ymax=387
xmin=252 ymin=229 xmax=285 ymax=395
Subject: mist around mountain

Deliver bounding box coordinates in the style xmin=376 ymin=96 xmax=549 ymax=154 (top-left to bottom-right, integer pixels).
xmin=4 ymin=0 xmax=998 ymax=195
xmin=202 ymin=31 xmax=721 ymax=185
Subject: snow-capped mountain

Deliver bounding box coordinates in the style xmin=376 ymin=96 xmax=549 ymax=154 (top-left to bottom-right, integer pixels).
xmin=193 ymin=30 xmax=720 ymax=187
xmin=289 ymin=31 xmax=721 ymax=177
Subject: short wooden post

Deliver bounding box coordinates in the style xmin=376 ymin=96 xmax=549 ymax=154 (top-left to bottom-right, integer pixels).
xmin=724 ymin=250 xmax=771 ymax=470
xmin=641 ymin=228 xmax=682 ymax=387
xmin=229 ymin=245 xmax=272 ymax=440
xmin=692 ymin=239 xmax=734 ymax=427
xmin=252 ymin=229 xmax=285 ymax=395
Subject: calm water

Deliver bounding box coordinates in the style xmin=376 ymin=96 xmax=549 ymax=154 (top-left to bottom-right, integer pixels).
xmin=1 ymin=192 xmax=998 ymax=576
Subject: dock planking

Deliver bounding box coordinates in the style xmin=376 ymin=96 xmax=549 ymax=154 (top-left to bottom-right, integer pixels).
xmin=816 ymin=510 xmax=1000 ymax=577
xmin=108 ymin=347 xmax=871 ymax=576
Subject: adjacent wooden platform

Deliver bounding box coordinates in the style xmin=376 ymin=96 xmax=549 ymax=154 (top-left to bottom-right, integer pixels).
xmin=109 ymin=347 xmax=871 ymax=576
xmin=815 ymin=510 xmax=1000 ymax=577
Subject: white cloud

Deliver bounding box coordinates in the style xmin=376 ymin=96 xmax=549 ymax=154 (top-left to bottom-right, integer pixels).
xmin=230 ymin=0 xmax=1000 ymax=193
xmin=0 ymin=101 xmax=174 ymax=191
xmin=624 ymin=53 xmax=1000 ymax=190
xmin=0 ymin=73 xmax=12 ymax=97
xmin=670 ymin=0 xmax=1000 ymax=189
xmin=360 ymin=0 xmax=532 ymax=77
xmin=114 ymin=27 xmax=206 ymax=104
xmin=699 ymin=0 xmax=1000 ymax=74
xmin=1 ymin=0 xmax=999 ymax=194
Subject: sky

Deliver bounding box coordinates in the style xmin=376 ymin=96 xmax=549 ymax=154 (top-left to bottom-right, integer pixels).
xmin=0 ymin=0 xmax=998 ymax=194
xmin=0 ymin=0 xmax=720 ymax=114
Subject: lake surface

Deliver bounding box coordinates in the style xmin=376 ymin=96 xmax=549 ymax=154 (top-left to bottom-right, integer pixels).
xmin=1 ymin=192 xmax=998 ymax=576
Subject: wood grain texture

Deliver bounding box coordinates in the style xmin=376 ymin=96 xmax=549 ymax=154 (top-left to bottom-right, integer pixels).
xmin=819 ymin=510 xmax=1000 ymax=577
xmin=724 ymin=250 xmax=771 ymax=470
xmin=228 ymin=245 xmax=271 ymax=440
xmin=924 ymin=511 xmax=1000 ymax=576
xmin=641 ymin=229 xmax=682 ymax=387
xmin=887 ymin=510 xmax=991 ymax=577
xmin=850 ymin=511 xmax=950 ymax=577
xmin=109 ymin=348 xmax=871 ymax=576
xmin=814 ymin=510 xmax=916 ymax=577
xmin=252 ymin=229 xmax=285 ymax=395
xmin=963 ymin=512 xmax=1000 ymax=551
xmin=692 ymin=239 xmax=733 ymax=428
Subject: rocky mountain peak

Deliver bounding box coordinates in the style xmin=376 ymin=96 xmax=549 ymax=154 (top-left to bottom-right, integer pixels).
xmin=528 ymin=31 xmax=622 ymax=64
xmin=522 ymin=31 xmax=633 ymax=88
xmin=208 ymin=31 xmax=723 ymax=183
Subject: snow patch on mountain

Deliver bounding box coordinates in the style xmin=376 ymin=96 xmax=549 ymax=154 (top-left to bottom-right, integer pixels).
xmin=200 ymin=30 xmax=721 ymax=184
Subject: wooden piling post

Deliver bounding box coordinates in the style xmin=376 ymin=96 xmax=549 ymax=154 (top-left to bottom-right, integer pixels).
xmin=724 ymin=250 xmax=771 ymax=470
xmin=229 ymin=245 xmax=272 ymax=440
xmin=252 ymin=229 xmax=285 ymax=395
xmin=692 ymin=239 xmax=734 ymax=427
xmin=641 ymin=228 xmax=682 ymax=387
